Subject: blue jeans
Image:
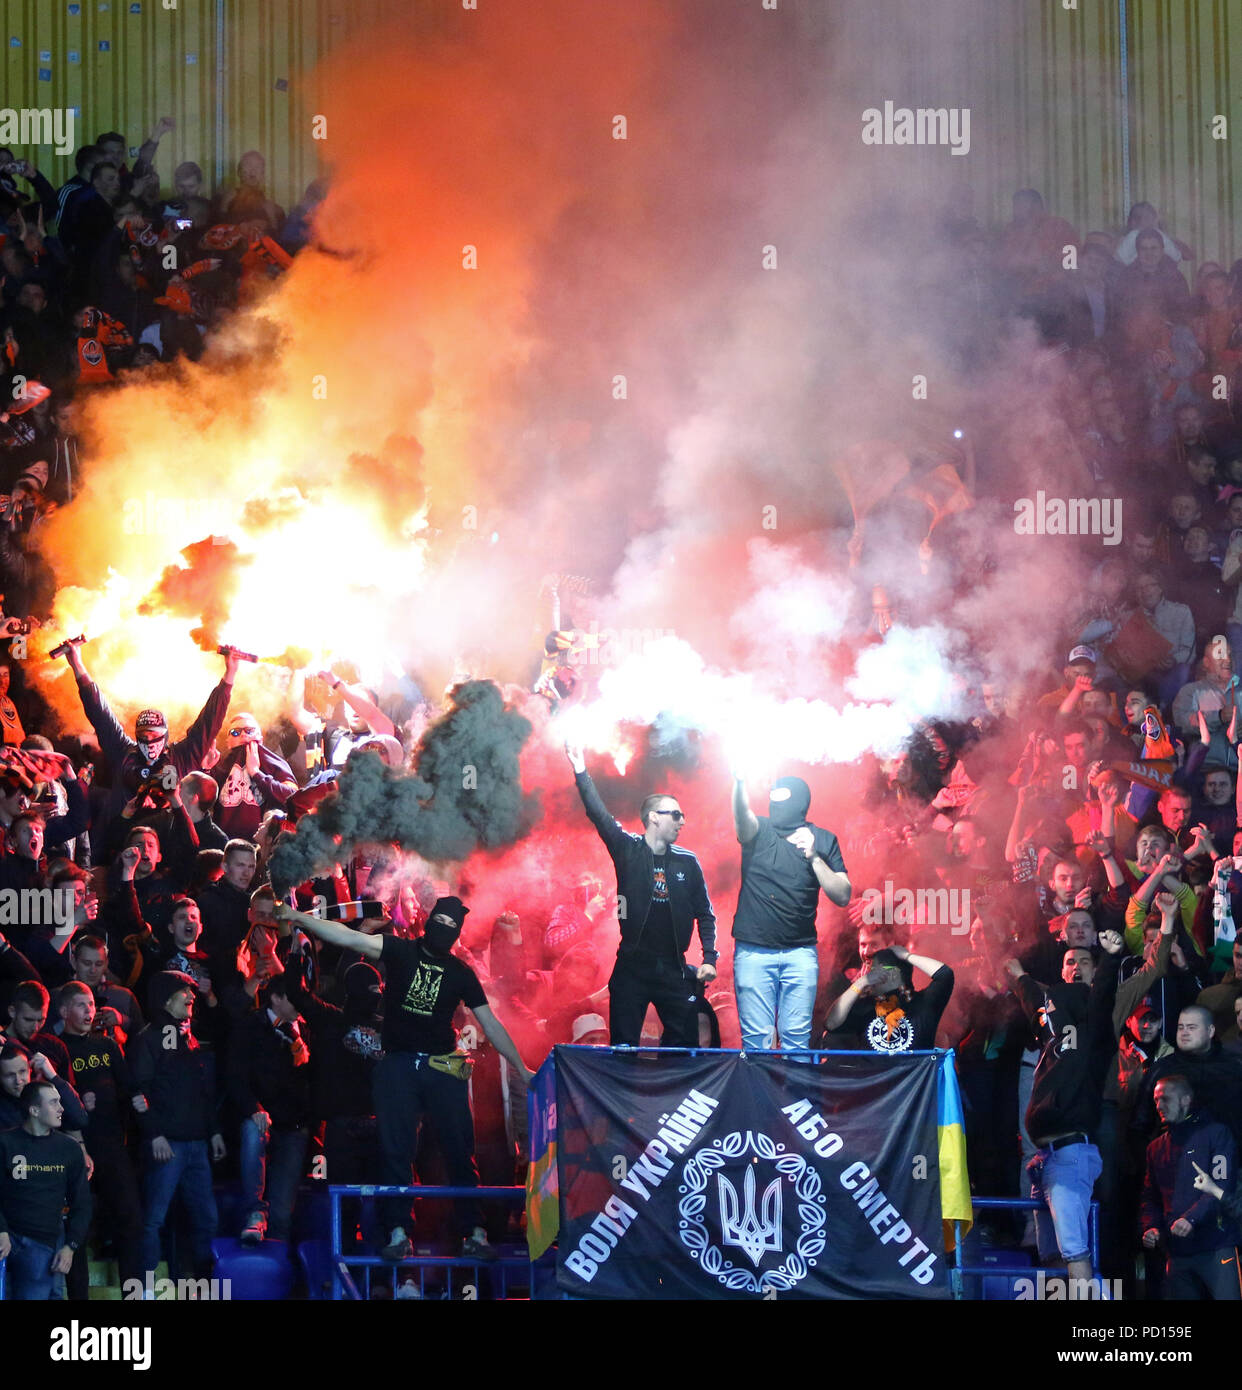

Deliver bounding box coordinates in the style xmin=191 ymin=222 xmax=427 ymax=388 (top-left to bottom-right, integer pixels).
xmin=733 ymin=944 xmax=818 ymax=1051
xmin=1029 ymin=1140 xmax=1102 ymax=1264
xmin=5 ymin=1231 xmax=64 ymax=1300
xmin=142 ymin=1139 xmax=219 ymax=1276
xmin=239 ymin=1117 xmax=309 ymax=1242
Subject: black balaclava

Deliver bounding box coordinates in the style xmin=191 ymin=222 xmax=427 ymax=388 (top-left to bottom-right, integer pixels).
xmin=422 ymin=895 xmax=469 ymax=955
xmin=343 ymin=961 xmax=382 ymax=1021
xmin=768 ymin=776 xmax=811 ymax=831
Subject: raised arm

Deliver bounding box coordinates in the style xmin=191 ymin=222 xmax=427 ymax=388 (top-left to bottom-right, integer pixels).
xmin=1004 ymin=785 xmax=1035 ymax=864
xmin=275 ymin=904 xmax=384 ymax=959
xmin=286 ymin=668 xmax=320 ymax=738
xmin=177 ymin=650 xmax=240 ymax=766
xmin=823 ymin=974 xmax=869 ymax=1033
xmin=60 ymin=641 xmax=130 ymax=763
xmin=732 ymin=775 xmax=759 ymax=845
xmin=889 ymin=941 xmax=946 ymax=979
xmin=319 ymin=669 xmax=395 ymax=738
xmin=565 ymin=744 xmax=627 ymax=854
xmin=1086 ymin=828 xmax=1126 ymax=891
xmin=133 ymin=115 xmax=174 ymax=178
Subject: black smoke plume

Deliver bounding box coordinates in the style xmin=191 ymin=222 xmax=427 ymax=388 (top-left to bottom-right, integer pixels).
xmin=268 ymin=679 xmax=539 ymax=896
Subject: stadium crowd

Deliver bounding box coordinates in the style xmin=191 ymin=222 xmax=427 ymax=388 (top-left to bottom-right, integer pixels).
xmin=1 ymin=119 xmax=1241 ymax=1301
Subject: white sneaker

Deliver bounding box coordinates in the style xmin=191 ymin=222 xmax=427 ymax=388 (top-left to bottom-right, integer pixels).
xmin=381 ymin=1226 xmax=412 ymax=1262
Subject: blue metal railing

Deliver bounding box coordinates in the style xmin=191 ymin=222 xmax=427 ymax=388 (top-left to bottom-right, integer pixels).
xmin=328 ymin=1184 xmax=532 ymax=1301
xmin=952 ymin=1197 xmax=1102 ymax=1300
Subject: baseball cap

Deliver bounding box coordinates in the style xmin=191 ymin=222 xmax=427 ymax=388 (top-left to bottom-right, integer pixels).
xmin=571 ymin=1013 xmax=608 ymax=1043
xmin=1068 ymin=646 xmax=1098 ymax=665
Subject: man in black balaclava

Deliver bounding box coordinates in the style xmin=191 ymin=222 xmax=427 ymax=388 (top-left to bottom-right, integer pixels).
xmin=275 ymin=895 xmax=534 ymax=1262
xmin=730 ymin=773 xmax=851 ymax=1051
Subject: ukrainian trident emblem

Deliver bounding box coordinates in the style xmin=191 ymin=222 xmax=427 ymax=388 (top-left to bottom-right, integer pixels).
xmin=679 ymin=1129 xmax=826 ymax=1294
xmin=717 ymin=1165 xmax=782 ymax=1266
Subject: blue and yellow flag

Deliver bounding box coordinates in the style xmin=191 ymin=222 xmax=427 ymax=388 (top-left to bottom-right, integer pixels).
xmin=937 ymin=1050 xmax=973 ymax=1248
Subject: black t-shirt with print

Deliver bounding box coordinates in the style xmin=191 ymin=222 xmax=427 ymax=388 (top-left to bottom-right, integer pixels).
xmin=629 ymin=852 xmax=678 ymax=964
xmin=380 ymin=936 xmax=487 ymax=1055
xmin=62 ymin=1030 xmax=130 ymax=1142
xmin=840 ymin=965 xmax=956 ymax=1054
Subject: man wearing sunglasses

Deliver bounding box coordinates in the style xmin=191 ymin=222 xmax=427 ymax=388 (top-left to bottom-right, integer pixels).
xmin=566 ymin=744 xmax=717 ymax=1048
xmin=211 ymin=713 xmax=298 ymax=841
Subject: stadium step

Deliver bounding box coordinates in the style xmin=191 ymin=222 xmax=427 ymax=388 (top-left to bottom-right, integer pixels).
xmin=87 ymin=1254 xmax=121 ymax=1300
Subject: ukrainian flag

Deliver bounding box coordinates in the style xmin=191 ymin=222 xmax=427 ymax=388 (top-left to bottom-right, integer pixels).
xmin=937 ymin=1050 xmax=973 ymax=1248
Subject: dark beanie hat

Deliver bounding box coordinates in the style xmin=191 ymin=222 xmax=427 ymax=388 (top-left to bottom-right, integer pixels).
xmin=152 ymin=970 xmax=198 ymax=1011
xmin=430 ymin=895 xmax=470 ymax=929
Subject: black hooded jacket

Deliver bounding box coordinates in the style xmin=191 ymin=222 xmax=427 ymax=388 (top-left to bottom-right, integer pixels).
xmin=127 ymin=971 xmax=217 ymax=1144
xmin=1013 ymin=949 xmax=1120 ymax=1142
xmin=285 ymin=958 xmax=381 ymax=1121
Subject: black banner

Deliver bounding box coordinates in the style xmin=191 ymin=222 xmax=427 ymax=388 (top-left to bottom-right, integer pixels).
xmin=552 ymin=1048 xmax=950 ymax=1299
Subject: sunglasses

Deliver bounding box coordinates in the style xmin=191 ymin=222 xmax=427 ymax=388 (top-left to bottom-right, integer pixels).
xmin=228 ymin=728 xmax=258 ymax=737
xmin=659 ymin=809 xmax=686 ymax=822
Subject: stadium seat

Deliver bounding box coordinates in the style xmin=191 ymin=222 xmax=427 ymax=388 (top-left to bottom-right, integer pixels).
xmin=211 ymin=1238 xmax=295 ymax=1300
